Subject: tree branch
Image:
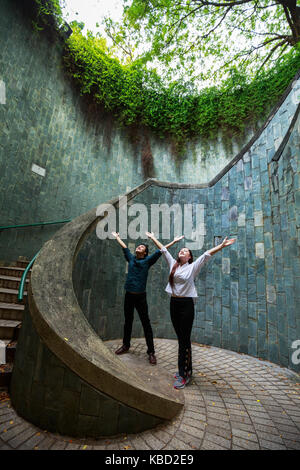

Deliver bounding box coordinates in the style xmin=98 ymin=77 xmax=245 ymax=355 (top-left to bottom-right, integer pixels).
xmin=257 ymin=37 xmax=289 ymax=71
xmin=195 ymin=0 xmax=256 ymax=7
xmin=200 ymin=6 xmax=232 ymax=39
xmin=105 ymin=28 xmax=134 ymax=61
xmin=166 ymin=5 xmax=205 ymax=46
xmin=279 ymin=1 xmax=298 ymax=43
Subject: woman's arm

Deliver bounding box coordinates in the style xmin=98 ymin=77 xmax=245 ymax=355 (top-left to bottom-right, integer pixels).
xmin=165 ymin=235 xmax=184 ymax=249
xmin=146 ymin=232 xmax=184 ymax=250
xmin=146 ymin=232 xmax=177 ymax=269
xmin=207 ymin=236 xmax=236 ymax=256
xmin=145 ymin=231 xmax=164 ymax=250
xmin=192 ymin=236 xmax=236 ymax=276
xmin=111 ymin=232 xmax=127 ymax=249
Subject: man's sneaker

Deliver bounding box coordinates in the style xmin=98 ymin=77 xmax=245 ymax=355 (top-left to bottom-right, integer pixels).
xmin=173 ymin=375 xmax=190 ymax=389
xmin=115 ymin=345 xmax=130 ymax=355
xmin=148 ymin=353 xmax=157 ymax=365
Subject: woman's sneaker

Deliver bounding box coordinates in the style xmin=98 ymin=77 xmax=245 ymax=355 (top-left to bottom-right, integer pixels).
xmin=174 ymin=371 xmax=192 ymax=379
xmin=173 ymin=375 xmax=190 ymax=389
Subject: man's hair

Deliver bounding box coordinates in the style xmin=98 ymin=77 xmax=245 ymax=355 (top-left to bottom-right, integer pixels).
xmin=142 ymin=244 xmax=149 ymax=257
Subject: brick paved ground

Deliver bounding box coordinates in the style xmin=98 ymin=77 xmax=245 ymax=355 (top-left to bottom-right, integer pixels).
xmin=0 ymin=339 xmax=299 ymax=450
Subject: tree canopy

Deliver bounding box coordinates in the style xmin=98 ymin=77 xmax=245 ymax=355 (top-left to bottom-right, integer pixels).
xmin=104 ymin=0 xmax=300 ymax=85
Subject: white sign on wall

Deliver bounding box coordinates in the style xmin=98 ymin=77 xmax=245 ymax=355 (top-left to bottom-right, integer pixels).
xmin=31 ymin=163 xmax=46 ymax=177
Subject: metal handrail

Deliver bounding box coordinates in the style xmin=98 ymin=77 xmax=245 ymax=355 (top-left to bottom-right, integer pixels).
xmin=17 ymin=251 xmax=40 ymax=302
xmin=0 ymin=219 xmax=71 ymax=230
xmin=0 ymin=219 xmax=71 ymax=301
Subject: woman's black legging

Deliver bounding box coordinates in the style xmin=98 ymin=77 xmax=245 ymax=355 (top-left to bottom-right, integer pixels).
xmin=170 ymin=297 xmax=194 ymax=378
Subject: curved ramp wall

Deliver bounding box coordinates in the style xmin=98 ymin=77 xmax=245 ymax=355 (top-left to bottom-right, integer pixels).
xmin=10 ymin=181 xmax=184 ymax=438
xmin=73 ymin=101 xmax=300 ymax=373
xmin=10 ymin=304 xmax=165 ymax=437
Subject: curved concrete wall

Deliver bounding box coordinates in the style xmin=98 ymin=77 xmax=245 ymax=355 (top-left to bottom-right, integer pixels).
xmin=10 ymin=303 xmax=164 ymax=437
xmin=10 ymin=181 xmax=183 ymax=437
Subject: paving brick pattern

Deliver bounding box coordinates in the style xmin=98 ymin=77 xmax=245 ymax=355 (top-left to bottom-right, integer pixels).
xmin=1 ymin=0 xmax=299 ymax=266
xmin=1 ymin=339 xmax=299 ymax=450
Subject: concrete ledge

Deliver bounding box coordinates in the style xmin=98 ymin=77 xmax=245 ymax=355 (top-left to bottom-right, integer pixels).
xmin=24 ymin=179 xmax=183 ymax=427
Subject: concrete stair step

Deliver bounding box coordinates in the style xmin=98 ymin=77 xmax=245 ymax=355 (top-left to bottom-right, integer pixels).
xmin=0 ymin=266 xmax=31 ymax=278
xmin=5 ymin=340 xmax=17 ymax=363
xmin=0 ymin=302 xmax=24 ymax=321
xmin=0 ymin=287 xmax=27 ymax=304
xmin=0 ymin=274 xmax=29 ymax=290
xmin=16 ymin=259 xmax=30 ymax=268
xmin=0 ymin=320 xmax=22 ymax=340
xmin=0 ymin=258 xmax=30 ymax=389
xmin=0 ymin=258 xmax=32 ymax=387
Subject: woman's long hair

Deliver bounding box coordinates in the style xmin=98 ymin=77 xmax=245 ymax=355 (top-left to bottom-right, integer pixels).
xmin=169 ymin=249 xmax=193 ymax=287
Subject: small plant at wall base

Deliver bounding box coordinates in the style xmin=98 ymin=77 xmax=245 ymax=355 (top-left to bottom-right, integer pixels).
xmin=30 ymin=0 xmax=300 ymax=156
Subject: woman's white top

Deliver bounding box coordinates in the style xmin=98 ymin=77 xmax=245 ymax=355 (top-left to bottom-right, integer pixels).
xmin=160 ymin=246 xmax=211 ymax=298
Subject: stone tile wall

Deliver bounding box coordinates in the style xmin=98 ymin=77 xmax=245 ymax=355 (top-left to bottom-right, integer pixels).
xmin=1 ymin=0 xmax=297 ymax=262
xmin=74 ymin=90 xmax=300 ymax=372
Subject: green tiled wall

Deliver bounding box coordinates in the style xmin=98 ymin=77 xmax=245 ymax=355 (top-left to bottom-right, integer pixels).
xmin=1 ymin=0 xmax=263 ymax=262
xmin=74 ymin=91 xmax=300 ymax=372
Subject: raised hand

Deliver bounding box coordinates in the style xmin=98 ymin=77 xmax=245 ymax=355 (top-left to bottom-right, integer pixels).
xmin=146 ymin=231 xmax=154 ymax=239
xmin=174 ymin=235 xmax=185 ymax=243
xmin=221 ymin=236 xmax=236 ymax=247
xmin=111 ymin=232 xmax=127 ymax=248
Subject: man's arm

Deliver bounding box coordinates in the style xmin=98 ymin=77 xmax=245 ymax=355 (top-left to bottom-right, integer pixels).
xmin=147 ymin=250 xmax=162 ymax=267
xmin=111 ymin=232 xmax=127 ymax=249
xmin=111 ymin=232 xmax=133 ymax=262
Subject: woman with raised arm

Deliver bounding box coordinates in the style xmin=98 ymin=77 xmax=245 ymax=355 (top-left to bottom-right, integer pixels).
xmin=146 ymin=232 xmax=236 ymax=389
xmin=111 ymin=232 xmax=184 ymax=365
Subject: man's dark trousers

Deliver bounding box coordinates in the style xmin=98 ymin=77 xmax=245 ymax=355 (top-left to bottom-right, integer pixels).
xmin=123 ymin=292 xmax=155 ymax=354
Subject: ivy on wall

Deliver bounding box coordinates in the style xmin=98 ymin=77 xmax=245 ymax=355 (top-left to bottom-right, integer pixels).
xmin=30 ymin=0 xmax=63 ymax=32
xmin=31 ymin=0 xmax=300 ymax=156
xmin=63 ymin=29 xmax=300 ymax=144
